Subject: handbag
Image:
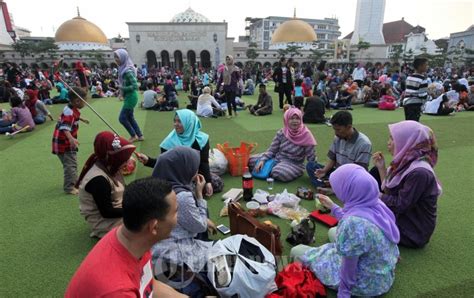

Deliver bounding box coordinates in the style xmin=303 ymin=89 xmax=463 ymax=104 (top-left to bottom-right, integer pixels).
xmin=252 ymin=158 xmax=275 ymax=179
xmin=228 ymin=202 xmax=283 ymax=256
xmin=286 ymin=218 xmax=316 ymax=246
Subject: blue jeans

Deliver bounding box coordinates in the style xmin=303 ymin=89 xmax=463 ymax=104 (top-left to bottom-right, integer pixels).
xmin=0 ymin=119 xmax=13 ymax=134
xmin=306 ymin=161 xmax=328 ymax=188
xmin=119 ymin=108 xmax=142 ymax=138
xmin=34 ymin=114 xmax=46 ymax=124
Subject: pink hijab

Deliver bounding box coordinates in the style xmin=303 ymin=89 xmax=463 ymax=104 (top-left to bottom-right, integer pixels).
xmin=383 ymin=121 xmax=441 ymax=191
xmin=282 ymin=108 xmax=317 ymax=146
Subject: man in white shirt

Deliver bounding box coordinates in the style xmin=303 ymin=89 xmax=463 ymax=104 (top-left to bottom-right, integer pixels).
xmin=352 ymin=63 xmax=367 ymax=88
xmin=142 ymin=82 xmax=159 ymax=110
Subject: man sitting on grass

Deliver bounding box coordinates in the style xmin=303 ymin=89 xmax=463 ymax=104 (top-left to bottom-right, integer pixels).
xmin=65 ymin=177 xmax=185 ymax=297
xmin=245 ymin=83 xmax=273 ymax=116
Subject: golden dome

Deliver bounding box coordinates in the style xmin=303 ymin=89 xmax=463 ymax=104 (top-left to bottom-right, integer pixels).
xmin=271 ymin=18 xmax=317 ymax=44
xmin=55 ymin=16 xmax=108 ymax=44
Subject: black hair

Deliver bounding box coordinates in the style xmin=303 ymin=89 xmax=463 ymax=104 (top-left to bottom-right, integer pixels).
xmin=147 ymin=82 xmax=153 ymax=89
xmin=279 ymin=57 xmax=286 ymax=63
xmin=68 ymin=87 xmax=87 ymax=102
xmin=295 ymin=78 xmax=303 ymax=86
xmin=10 ymin=96 xmax=22 ymax=108
xmin=122 ymin=177 xmax=173 ymax=232
xmin=413 ymin=58 xmax=428 ymax=71
xmin=258 ymin=83 xmax=266 ymax=89
xmin=330 ymin=111 xmax=353 ymax=126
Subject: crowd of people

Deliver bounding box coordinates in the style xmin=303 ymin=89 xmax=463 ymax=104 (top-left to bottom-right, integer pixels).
xmin=1 ymin=50 xmax=473 ymax=297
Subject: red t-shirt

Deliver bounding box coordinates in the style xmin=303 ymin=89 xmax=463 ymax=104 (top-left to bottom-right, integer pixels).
xmin=65 ymin=227 xmax=153 ymax=297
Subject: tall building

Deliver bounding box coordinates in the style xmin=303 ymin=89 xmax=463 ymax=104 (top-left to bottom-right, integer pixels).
xmin=0 ymin=0 xmax=15 ymax=49
xmin=245 ymin=16 xmax=340 ymax=50
xmin=350 ymin=0 xmax=386 ymax=45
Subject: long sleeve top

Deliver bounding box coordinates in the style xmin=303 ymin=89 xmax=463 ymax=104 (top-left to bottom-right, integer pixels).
xmin=145 ymin=140 xmax=212 ymax=184
xmin=255 ymin=93 xmax=273 ymax=114
xmin=260 ymin=130 xmax=315 ymax=165
xmin=84 ymin=176 xmax=122 ymax=218
xmin=381 ymin=167 xmax=439 ymax=248
xmin=196 ymin=94 xmax=221 ymax=117
xmin=121 ymin=70 xmax=139 ymax=109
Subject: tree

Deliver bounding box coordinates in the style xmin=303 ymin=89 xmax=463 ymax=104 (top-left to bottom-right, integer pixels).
xmin=245 ymin=42 xmax=259 ymax=61
xmin=12 ymin=40 xmax=32 ymax=57
xmin=286 ymin=44 xmax=302 ymax=57
xmin=277 ymin=48 xmax=288 ymax=58
xmin=403 ymin=49 xmax=414 ymax=64
xmin=308 ymin=48 xmax=325 ymax=64
xmin=389 ymin=44 xmax=404 ymax=65
xmin=35 ymin=38 xmax=58 ymax=54
xmin=356 ymin=39 xmax=371 ymax=60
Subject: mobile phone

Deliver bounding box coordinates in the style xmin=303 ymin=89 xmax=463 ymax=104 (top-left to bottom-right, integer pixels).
xmin=216 ymin=224 xmax=231 ymax=235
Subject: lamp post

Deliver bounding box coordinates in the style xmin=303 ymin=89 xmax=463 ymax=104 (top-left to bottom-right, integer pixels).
xmin=213 ymin=33 xmax=220 ymax=68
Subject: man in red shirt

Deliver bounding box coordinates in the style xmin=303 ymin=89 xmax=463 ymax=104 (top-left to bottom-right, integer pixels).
xmin=65 ymin=177 xmax=185 ymax=297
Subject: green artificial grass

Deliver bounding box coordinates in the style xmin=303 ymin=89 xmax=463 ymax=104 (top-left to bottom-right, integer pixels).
xmin=1 ymin=87 xmax=473 ymax=297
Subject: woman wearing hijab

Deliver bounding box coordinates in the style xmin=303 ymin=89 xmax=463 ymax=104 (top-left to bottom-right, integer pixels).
xmin=24 ymin=89 xmax=53 ymax=124
xmin=76 ymin=131 xmax=136 ymax=238
xmin=217 ymin=55 xmax=241 ymax=117
xmin=249 ymin=107 xmax=317 ymax=182
xmin=137 ymin=109 xmax=216 ymax=196
xmin=151 ymin=147 xmax=216 ymax=296
xmin=291 ymin=164 xmax=400 ymax=298
xmin=372 ymin=120 xmax=441 ymax=248
xmin=114 ymin=49 xmax=144 ymax=142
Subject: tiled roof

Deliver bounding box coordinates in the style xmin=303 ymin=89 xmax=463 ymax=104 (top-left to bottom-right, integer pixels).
xmin=343 ymin=19 xmax=415 ymax=44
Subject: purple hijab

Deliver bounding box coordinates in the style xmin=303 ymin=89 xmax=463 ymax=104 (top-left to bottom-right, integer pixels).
xmin=114 ymin=49 xmax=136 ymax=85
xmin=383 ymin=121 xmax=439 ymax=190
xmin=330 ymin=164 xmax=400 ymax=244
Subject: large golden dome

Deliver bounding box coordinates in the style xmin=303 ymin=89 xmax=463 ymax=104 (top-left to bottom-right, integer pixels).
xmin=55 ymin=16 xmax=108 ymax=44
xmin=271 ymin=18 xmax=317 ymax=44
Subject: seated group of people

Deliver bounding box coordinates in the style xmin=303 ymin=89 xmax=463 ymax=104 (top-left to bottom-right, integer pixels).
xmin=67 ymin=105 xmax=442 ymax=297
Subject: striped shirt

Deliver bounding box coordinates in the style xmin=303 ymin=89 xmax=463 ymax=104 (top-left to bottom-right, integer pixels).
xmin=328 ymin=129 xmax=372 ymax=169
xmin=260 ymin=130 xmax=316 ymax=164
xmin=52 ymin=105 xmax=80 ymax=154
xmin=403 ymin=73 xmax=428 ymax=105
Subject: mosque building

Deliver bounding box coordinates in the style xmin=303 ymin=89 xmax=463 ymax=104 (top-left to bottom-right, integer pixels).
xmin=127 ymin=7 xmax=230 ymax=70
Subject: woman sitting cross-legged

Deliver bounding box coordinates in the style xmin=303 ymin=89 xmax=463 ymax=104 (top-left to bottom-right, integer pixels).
xmin=76 ymin=131 xmax=136 ymax=238
xmin=151 ymin=147 xmax=217 ymax=297
xmin=371 ymin=120 xmax=442 ymax=248
xmin=196 ymin=86 xmax=223 ymax=118
xmin=136 ymin=109 xmax=218 ymax=196
xmin=291 ymin=164 xmax=400 ymax=298
xmin=249 ymin=107 xmax=317 ymax=182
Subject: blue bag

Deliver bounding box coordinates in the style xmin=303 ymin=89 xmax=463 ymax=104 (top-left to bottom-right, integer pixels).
xmin=252 ymin=158 xmax=276 ymax=179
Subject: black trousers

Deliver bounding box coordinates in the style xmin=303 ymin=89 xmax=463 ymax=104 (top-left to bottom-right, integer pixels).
xmin=278 ymin=84 xmax=293 ymax=108
xmin=225 ymin=90 xmax=237 ymax=115
xmin=404 ymin=103 xmax=423 ymax=122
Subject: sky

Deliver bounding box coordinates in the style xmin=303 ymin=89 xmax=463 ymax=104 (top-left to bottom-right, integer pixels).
xmin=6 ymin=0 xmax=474 ymax=40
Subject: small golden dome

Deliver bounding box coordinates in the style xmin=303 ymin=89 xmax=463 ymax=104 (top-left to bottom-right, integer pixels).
xmin=271 ymin=18 xmax=317 ymax=44
xmin=55 ymin=16 xmax=108 ymax=44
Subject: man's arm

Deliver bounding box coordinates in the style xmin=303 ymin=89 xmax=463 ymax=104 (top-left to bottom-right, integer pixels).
xmin=153 ymin=279 xmax=187 ymax=298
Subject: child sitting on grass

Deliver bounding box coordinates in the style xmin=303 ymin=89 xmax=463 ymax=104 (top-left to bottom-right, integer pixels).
xmin=52 ymin=87 xmax=89 ymax=195
xmin=0 ymin=96 xmax=35 ymax=134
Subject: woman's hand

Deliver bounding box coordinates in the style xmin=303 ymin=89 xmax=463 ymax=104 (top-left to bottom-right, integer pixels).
xmin=314 ymin=168 xmax=327 ymax=179
xmin=135 ymin=152 xmax=149 ymax=165
xmin=194 ymin=174 xmax=206 ymax=197
xmin=372 ymin=151 xmax=386 ymax=170
xmin=254 ymin=160 xmax=264 ymax=173
xmin=317 ymin=194 xmax=334 ymax=209
xmin=205 ymin=182 xmax=214 ymax=197
xmin=207 ymin=219 xmax=218 ymax=235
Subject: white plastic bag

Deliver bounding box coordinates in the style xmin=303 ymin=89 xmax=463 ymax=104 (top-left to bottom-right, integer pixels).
xmin=252 ymin=189 xmax=270 ymax=204
xmin=209 ymin=148 xmax=228 ymax=176
xmin=272 ymin=189 xmax=300 ymax=208
xmin=207 ymin=235 xmax=277 ymax=298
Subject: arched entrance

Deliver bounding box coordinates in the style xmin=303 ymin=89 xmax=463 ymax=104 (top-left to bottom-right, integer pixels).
xmin=174 ymin=50 xmax=183 ymax=70
xmin=200 ymin=50 xmax=211 ymax=68
xmin=146 ymin=50 xmax=157 ymax=69
xmin=161 ymin=50 xmax=170 ymax=67
xmin=187 ymin=50 xmax=196 ymax=67
xmin=263 ymin=62 xmax=271 ymax=68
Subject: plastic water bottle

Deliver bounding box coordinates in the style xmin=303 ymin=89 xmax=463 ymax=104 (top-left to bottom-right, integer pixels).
xmin=242 ymin=166 xmax=253 ymax=201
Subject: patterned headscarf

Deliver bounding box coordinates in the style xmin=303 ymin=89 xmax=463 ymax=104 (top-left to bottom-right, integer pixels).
xmin=282 ymin=108 xmax=317 ymax=146
xmin=384 ymin=121 xmax=438 ymax=189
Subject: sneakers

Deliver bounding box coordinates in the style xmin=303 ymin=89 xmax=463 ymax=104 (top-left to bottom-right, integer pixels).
xmin=137 ymin=136 xmax=145 ymax=142
xmin=129 ymin=136 xmax=139 ymax=143
xmin=66 ymin=188 xmax=79 ymax=195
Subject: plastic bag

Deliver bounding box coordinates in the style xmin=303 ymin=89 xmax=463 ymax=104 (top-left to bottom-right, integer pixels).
xmin=267 ymin=203 xmax=309 ymax=222
xmin=209 ymin=148 xmax=228 ymax=176
xmin=208 ymin=235 xmax=277 ymax=298
xmin=272 ymin=189 xmax=301 ymax=208
xmin=253 ymin=189 xmax=270 ymax=204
